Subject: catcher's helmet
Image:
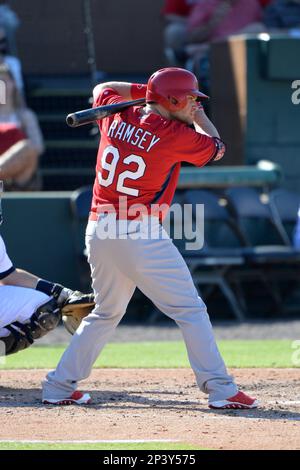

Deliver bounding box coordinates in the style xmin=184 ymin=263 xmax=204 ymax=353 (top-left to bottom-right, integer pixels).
xmin=146 ymin=67 xmax=209 ymax=112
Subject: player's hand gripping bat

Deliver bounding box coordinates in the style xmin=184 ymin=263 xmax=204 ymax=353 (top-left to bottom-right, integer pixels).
xmin=66 ymin=98 xmax=146 ymax=128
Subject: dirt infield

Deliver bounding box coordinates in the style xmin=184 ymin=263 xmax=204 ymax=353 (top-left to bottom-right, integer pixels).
xmin=0 ymin=368 xmax=299 ymax=450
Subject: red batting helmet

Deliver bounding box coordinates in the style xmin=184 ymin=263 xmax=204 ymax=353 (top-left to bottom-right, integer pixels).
xmin=146 ymin=67 xmax=209 ymax=112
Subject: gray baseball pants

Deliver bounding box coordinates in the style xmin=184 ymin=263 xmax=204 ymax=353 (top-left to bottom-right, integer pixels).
xmin=42 ymin=217 xmax=237 ymax=402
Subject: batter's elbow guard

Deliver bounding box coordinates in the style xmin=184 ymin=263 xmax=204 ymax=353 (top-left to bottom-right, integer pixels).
xmin=0 ymin=298 xmax=61 ymax=356
xmin=211 ymin=137 xmax=226 ymax=161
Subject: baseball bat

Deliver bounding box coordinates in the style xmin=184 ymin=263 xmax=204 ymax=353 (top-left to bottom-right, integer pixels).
xmin=66 ymin=98 xmax=146 ymax=128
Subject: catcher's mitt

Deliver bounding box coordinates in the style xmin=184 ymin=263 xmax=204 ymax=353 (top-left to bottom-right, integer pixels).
xmin=61 ymin=291 xmax=95 ymax=335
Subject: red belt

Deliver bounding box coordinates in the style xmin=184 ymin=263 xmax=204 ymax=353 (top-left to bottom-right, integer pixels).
xmin=88 ymin=212 xmax=138 ymax=221
xmin=88 ymin=212 xmax=161 ymax=222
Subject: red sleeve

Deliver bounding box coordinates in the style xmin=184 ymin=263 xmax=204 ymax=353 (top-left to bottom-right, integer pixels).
xmin=171 ymin=124 xmax=222 ymax=167
xmin=259 ymin=0 xmax=272 ymax=7
xmin=131 ymin=83 xmax=147 ymax=100
xmin=162 ymin=0 xmax=191 ymax=16
xmin=0 ymin=124 xmax=26 ymax=154
xmin=93 ymin=87 xmax=124 ymax=109
xmin=92 ymin=87 xmax=125 ymax=131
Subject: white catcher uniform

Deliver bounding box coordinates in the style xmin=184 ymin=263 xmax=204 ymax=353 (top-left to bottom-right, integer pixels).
xmin=0 ymin=234 xmax=50 ymax=337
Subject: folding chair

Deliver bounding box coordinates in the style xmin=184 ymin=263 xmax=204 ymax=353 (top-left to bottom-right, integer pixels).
xmin=225 ymin=187 xmax=300 ymax=260
xmin=225 ymin=187 xmax=300 ymax=314
xmin=269 ymin=188 xmax=300 ymax=246
xmin=179 ymin=189 xmax=246 ymax=321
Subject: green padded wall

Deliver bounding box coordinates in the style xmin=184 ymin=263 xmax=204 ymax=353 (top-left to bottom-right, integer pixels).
xmin=0 ymin=192 xmax=80 ymax=289
xmin=211 ymin=36 xmax=300 ymax=192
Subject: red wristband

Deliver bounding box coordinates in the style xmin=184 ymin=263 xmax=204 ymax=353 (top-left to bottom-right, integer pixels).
xmin=131 ymin=83 xmax=147 ymax=100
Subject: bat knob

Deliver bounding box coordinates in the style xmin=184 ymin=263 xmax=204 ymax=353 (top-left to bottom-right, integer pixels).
xmin=66 ymin=113 xmax=77 ymax=127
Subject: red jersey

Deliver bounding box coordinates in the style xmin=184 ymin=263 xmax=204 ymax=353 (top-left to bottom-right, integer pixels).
xmin=0 ymin=123 xmax=26 ymax=154
xmin=162 ymin=0 xmax=198 ymax=17
xmin=91 ymin=88 xmax=219 ymax=220
xmin=259 ymin=0 xmax=272 ymax=7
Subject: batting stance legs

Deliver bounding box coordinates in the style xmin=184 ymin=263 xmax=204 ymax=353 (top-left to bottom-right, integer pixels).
xmin=42 ymin=218 xmax=238 ymax=403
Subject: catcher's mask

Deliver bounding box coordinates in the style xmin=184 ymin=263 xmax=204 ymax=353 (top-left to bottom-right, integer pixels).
xmin=0 ymin=180 xmax=3 ymax=226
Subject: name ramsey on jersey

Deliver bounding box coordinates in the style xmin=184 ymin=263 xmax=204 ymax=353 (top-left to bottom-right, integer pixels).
xmin=107 ymin=120 xmax=160 ymax=153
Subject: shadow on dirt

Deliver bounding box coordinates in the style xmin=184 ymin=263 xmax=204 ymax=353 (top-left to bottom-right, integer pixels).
xmin=1 ymin=386 xmax=299 ymax=421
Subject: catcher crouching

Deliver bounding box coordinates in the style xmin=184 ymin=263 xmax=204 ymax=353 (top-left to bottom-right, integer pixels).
xmin=0 ymin=233 xmax=94 ymax=356
xmin=0 ymin=179 xmax=93 ymax=356
xmin=0 ymin=258 xmax=95 ymax=356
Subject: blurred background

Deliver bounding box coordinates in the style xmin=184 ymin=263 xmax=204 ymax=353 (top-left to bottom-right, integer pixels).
xmin=1 ymin=0 xmax=300 ymax=323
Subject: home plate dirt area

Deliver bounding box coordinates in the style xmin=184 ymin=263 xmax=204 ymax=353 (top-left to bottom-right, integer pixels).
xmin=0 ymin=368 xmax=299 ymax=450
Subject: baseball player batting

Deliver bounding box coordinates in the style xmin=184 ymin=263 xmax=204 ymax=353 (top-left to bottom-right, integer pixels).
xmin=42 ymin=67 xmax=258 ymax=410
xmin=0 ymin=183 xmax=94 ymax=355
